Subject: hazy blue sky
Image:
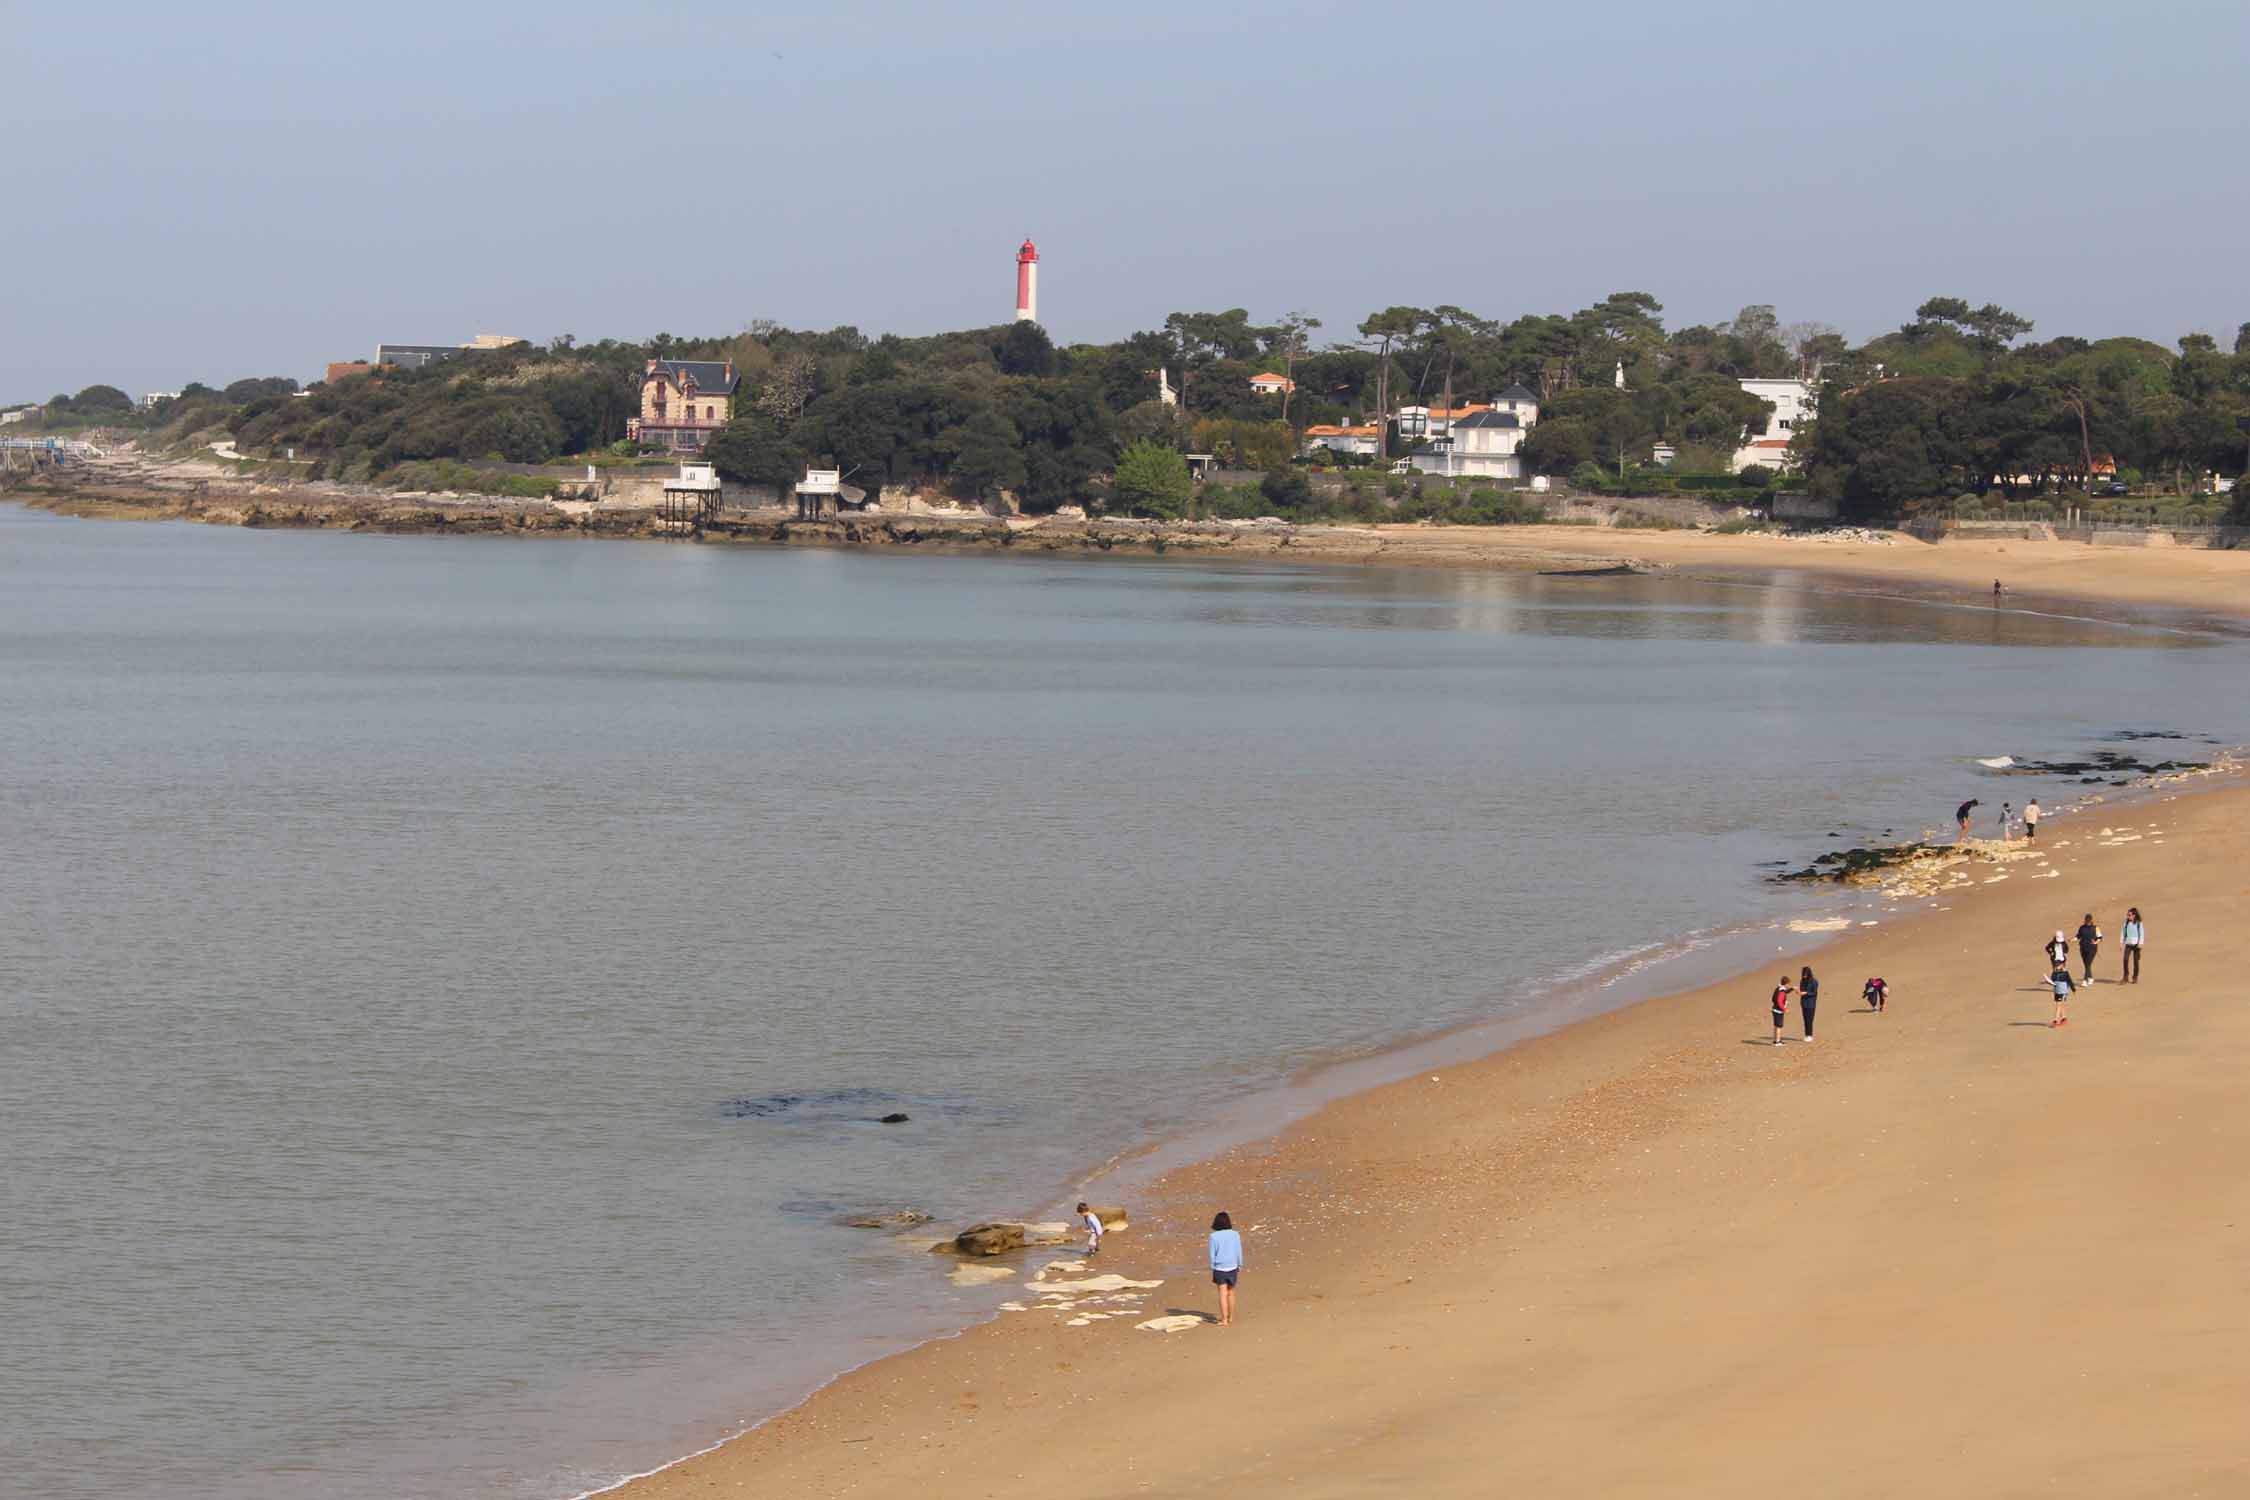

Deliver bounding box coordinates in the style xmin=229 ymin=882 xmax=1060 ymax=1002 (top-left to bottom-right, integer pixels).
xmin=5 ymin=0 xmax=2246 ymax=400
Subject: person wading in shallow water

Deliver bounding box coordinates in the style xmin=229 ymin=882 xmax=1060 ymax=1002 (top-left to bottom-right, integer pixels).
xmin=1799 ymin=965 xmax=1821 ymax=1042
xmin=1956 ymin=798 xmax=1981 ymax=842
xmin=2023 ymin=798 xmax=2041 ymax=841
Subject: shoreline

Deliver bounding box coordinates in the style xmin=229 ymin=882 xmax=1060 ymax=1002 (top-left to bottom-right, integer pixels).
xmin=595 ymin=763 xmax=2245 ymax=1500
xmin=8 ymin=479 xmax=2249 ymax=640
xmin=15 ymin=481 xmax=2248 ymax=1497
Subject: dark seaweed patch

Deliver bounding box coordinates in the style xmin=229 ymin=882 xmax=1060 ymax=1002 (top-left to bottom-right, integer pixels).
xmin=1772 ymin=841 xmax=1938 ymax=884
xmin=2015 ymin=750 xmax=2205 ymax=777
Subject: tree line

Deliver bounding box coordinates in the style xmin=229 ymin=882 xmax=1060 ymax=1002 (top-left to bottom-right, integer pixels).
xmin=19 ymin=295 xmax=2250 ymax=524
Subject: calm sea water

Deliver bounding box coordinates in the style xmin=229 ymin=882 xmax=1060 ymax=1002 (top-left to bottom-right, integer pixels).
xmin=2 ymin=505 xmax=2241 ymax=1500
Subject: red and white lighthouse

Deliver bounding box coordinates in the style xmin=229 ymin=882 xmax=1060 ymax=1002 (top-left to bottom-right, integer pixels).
xmin=1014 ymin=238 xmax=1039 ymax=324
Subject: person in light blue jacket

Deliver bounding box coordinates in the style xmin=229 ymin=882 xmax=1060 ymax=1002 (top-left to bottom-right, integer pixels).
xmin=1208 ymin=1211 xmax=1244 ymax=1327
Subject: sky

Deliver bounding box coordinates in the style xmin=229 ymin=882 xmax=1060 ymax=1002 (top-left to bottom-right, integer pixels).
xmin=4 ymin=0 xmax=2246 ymax=401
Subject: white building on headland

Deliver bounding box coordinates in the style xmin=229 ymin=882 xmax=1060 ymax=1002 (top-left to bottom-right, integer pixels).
xmin=1406 ymin=384 xmax=1543 ymax=481
xmin=1302 ymin=422 xmax=1380 ymax=457
xmin=1732 ymin=377 xmax=1815 ymax=473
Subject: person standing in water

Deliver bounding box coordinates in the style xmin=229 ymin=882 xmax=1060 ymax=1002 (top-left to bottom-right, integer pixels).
xmin=1799 ymin=965 xmax=1820 ymax=1042
xmin=1077 ymin=1201 xmax=1103 ymax=1257
xmin=1998 ymin=802 xmax=2013 ymax=841
xmin=2076 ymin=913 xmax=2102 ymax=983
xmin=1956 ymin=798 xmax=1981 ymax=842
xmin=1769 ymin=975 xmax=1793 ymax=1046
xmin=2120 ymin=908 xmax=2145 ymax=984
xmin=2022 ymin=798 xmax=2041 ymax=841
xmin=1208 ymin=1211 xmax=1244 ymax=1326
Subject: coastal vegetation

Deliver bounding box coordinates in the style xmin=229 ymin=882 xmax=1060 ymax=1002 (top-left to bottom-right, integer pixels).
xmin=16 ymin=300 xmax=2250 ymax=525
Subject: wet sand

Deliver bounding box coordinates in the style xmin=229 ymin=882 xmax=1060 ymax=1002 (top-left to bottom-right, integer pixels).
xmin=609 ymin=776 xmax=2250 ymax=1500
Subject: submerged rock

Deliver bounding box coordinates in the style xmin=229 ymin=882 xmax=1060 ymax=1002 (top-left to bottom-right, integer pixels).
xmin=880 ymin=1112 xmax=910 ymax=1124
xmin=842 ymin=1209 xmax=933 ymax=1230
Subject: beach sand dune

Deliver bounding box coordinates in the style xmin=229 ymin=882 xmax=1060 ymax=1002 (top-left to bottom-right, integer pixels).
xmin=613 ymin=783 xmax=2249 ymax=1500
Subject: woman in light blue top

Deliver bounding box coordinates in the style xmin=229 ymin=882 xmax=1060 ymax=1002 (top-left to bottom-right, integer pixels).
xmin=1207 ymin=1211 xmax=1244 ymax=1327
xmin=2121 ymin=908 xmax=2145 ymax=984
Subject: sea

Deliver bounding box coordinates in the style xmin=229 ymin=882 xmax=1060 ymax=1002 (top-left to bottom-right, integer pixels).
xmin=2 ymin=502 xmax=2242 ymax=1500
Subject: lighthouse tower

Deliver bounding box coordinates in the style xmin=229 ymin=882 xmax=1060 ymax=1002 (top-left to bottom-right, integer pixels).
xmin=1014 ymin=238 xmax=1039 ymax=324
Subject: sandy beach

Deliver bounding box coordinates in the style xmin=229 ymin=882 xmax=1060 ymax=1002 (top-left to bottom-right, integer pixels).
xmin=611 ymin=771 xmax=2249 ymax=1500
xmin=1324 ymin=523 xmax=2250 ymax=631
xmin=11 ymin=475 xmax=2249 ymax=634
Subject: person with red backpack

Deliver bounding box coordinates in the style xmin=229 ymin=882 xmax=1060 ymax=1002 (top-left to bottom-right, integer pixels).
xmin=1863 ymin=976 xmax=1888 ymax=1014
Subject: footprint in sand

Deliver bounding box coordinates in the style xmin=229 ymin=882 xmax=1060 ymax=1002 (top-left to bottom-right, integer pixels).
xmin=1135 ymin=1315 xmax=1205 ymax=1334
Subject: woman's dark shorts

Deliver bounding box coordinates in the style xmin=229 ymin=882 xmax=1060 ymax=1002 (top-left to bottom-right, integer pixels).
xmin=1211 ymin=1268 xmax=1239 ymax=1287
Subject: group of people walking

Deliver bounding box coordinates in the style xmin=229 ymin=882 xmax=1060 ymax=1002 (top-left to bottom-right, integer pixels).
xmin=1956 ymin=797 xmax=2041 ymax=843
xmin=2045 ymin=907 xmax=2145 ymax=1026
xmin=1768 ymin=905 xmax=2145 ymax=1041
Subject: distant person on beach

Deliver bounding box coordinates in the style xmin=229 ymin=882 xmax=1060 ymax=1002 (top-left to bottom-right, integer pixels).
xmin=1993 ymin=579 xmax=2004 ymax=599
xmin=1077 ymin=1201 xmax=1103 ymax=1257
xmin=1770 ymin=976 xmax=1793 ymax=1046
xmin=1799 ymin=965 xmax=1820 ymax=1042
xmin=2076 ymin=914 xmax=2102 ymax=982
xmin=1998 ymin=802 xmax=2012 ymax=841
xmin=2121 ymin=908 xmax=2145 ymax=984
xmin=2050 ymin=964 xmax=2075 ymax=1027
xmin=1863 ymin=976 xmax=1888 ymax=1014
xmin=1208 ymin=1211 xmax=1243 ymax=1326
xmin=2045 ymin=930 xmax=2070 ymax=972
xmin=2023 ymin=799 xmax=2041 ymax=841
xmin=1956 ymin=799 xmax=1981 ymax=841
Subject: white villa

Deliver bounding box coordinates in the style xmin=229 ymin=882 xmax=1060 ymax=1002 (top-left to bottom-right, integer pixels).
xmin=1302 ymin=421 xmax=1381 ymax=457
xmin=1406 ymin=384 xmax=1542 ymax=481
xmin=1248 ymin=371 xmax=1297 ymax=396
xmin=1732 ymin=377 xmax=1815 ymax=473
